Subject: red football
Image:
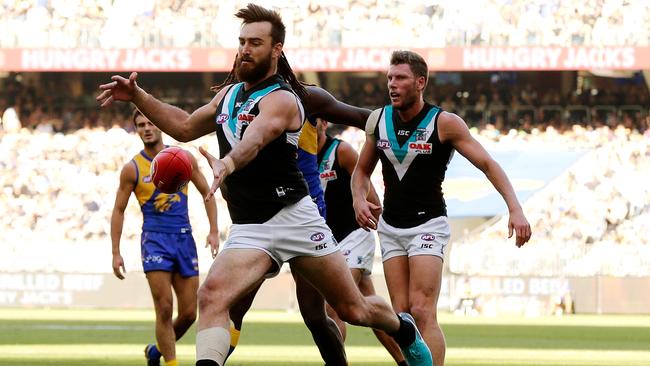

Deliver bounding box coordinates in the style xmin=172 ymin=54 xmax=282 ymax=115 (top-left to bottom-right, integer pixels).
xmin=150 ymin=147 xmax=192 ymax=194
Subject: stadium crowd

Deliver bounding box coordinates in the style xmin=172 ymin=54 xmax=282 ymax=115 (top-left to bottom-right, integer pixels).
xmin=1 ymin=0 xmax=649 ymax=48
xmin=449 ymin=124 xmax=650 ymax=277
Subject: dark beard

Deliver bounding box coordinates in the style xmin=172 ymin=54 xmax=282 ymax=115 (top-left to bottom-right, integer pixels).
xmin=236 ymin=53 xmax=272 ymax=83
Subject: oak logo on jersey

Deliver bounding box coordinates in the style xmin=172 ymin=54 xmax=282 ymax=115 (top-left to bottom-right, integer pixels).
xmin=238 ymin=113 xmax=255 ymax=122
xmin=320 ymin=170 xmax=337 ymax=181
xmin=216 ymin=114 xmax=229 ymax=124
xmin=408 ymin=142 xmax=432 ymax=154
xmin=376 ymin=139 xmax=392 ymax=149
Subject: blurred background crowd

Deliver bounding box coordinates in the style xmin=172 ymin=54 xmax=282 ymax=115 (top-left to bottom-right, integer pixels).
xmin=2 ymin=0 xmax=649 ymax=48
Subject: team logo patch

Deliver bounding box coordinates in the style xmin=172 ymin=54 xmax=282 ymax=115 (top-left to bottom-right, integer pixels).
xmin=376 ymin=139 xmax=392 ymax=149
xmin=415 ymin=128 xmax=428 ymax=141
xmin=238 ymin=113 xmax=255 ymax=122
xmin=216 ymin=114 xmax=229 ymax=124
xmin=240 ymin=98 xmax=255 ymax=113
xmin=320 ymin=170 xmax=337 ymax=181
xmin=409 ymin=142 xmax=432 ymax=154
xmin=421 ymin=233 xmax=436 ymax=241
xmin=143 ymin=174 xmax=152 ymax=183
xmin=310 ymin=232 xmax=326 ymax=242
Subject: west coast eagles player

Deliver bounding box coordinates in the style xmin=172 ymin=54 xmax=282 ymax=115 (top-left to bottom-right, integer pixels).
xmin=110 ymin=110 xmax=219 ymax=366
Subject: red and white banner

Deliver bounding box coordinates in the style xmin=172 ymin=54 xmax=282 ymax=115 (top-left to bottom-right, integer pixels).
xmin=1 ymin=47 xmax=648 ymax=72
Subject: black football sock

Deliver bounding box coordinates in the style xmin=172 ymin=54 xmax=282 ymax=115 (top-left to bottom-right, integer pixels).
xmin=388 ymin=315 xmax=416 ymax=348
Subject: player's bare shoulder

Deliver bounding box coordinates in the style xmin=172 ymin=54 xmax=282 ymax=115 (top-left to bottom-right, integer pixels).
xmin=259 ymin=90 xmax=303 ymax=128
xmin=437 ymin=110 xmax=470 ymax=143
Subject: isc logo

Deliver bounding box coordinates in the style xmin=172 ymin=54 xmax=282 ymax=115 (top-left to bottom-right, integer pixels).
xmin=376 ymin=139 xmax=392 ymax=149
xmin=421 ymin=233 xmax=436 ymax=241
xmin=315 ymin=243 xmax=329 ymax=251
xmin=216 ymin=114 xmax=229 ymax=124
xmin=310 ymin=232 xmax=325 ymax=242
xmin=420 ymin=243 xmax=436 ymax=249
xmin=409 ymin=142 xmax=432 ymax=154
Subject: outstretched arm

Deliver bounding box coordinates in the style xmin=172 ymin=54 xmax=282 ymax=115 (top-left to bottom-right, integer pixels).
xmin=438 ymin=111 xmax=532 ymax=247
xmin=97 ymin=72 xmax=223 ymax=142
xmin=304 ymin=86 xmax=371 ymax=129
xmin=188 ymin=153 xmax=219 ymax=258
xmin=110 ymin=162 xmax=136 ymax=280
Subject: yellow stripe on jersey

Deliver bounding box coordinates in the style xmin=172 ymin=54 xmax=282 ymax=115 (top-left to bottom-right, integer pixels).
xmin=298 ymin=120 xmax=318 ymax=154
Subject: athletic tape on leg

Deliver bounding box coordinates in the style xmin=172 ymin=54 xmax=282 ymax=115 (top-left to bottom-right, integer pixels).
xmin=196 ymin=327 xmax=230 ymax=364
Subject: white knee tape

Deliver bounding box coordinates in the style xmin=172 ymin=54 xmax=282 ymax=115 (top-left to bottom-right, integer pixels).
xmin=196 ymin=327 xmax=230 ymax=364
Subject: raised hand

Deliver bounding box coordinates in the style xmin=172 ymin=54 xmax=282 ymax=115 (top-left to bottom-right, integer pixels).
xmin=96 ymin=72 xmax=139 ymax=107
xmin=199 ymin=146 xmax=229 ymax=202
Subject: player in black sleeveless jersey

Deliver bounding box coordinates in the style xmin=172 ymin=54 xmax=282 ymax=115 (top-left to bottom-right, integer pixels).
xmin=98 ymin=5 xmax=432 ymax=366
xmin=352 ymin=50 xmax=532 ymax=366
xmin=317 ymin=118 xmax=407 ymax=366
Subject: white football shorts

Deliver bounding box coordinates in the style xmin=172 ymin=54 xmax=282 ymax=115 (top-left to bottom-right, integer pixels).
xmin=378 ymin=215 xmax=450 ymax=261
xmin=339 ymin=228 xmax=376 ymax=275
xmin=223 ymin=196 xmax=339 ymax=277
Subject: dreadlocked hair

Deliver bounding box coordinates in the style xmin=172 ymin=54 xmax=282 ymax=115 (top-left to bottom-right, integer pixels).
xmin=278 ymin=52 xmax=308 ymax=100
xmin=211 ymin=59 xmax=237 ymax=93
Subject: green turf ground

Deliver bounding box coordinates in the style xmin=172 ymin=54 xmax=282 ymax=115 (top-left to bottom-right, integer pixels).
xmin=1 ymin=308 xmax=649 ymax=365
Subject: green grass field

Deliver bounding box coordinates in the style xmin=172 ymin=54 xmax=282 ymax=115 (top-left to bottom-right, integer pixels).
xmin=1 ymin=308 xmax=649 ymax=366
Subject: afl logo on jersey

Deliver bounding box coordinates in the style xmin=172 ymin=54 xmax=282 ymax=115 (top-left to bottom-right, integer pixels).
xmin=143 ymin=175 xmax=152 ymax=183
xmin=421 ymin=233 xmax=436 ymax=241
xmin=376 ymin=139 xmax=392 ymax=149
xmin=409 ymin=142 xmax=432 ymax=154
xmin=216 ymin=114 xmax=229 ymax=124
xmin=310 ymin=232 xmax=326 ymax=242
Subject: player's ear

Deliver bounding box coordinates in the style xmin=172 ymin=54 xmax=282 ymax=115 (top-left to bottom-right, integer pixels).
xmin=272 ymin=42 xmax=283 ymax=58
xmin=417 ymin=75 xmax=426 ymax=92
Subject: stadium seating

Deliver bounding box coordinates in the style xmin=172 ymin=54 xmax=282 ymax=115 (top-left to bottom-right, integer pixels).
xmin=1 ymin=1 xmax=649 ymax=48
